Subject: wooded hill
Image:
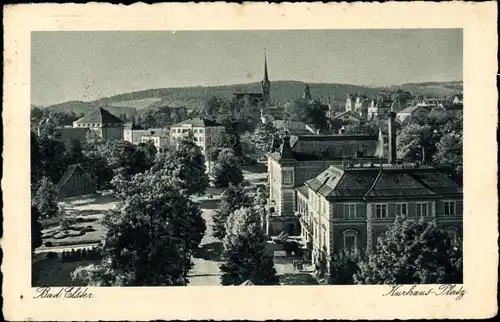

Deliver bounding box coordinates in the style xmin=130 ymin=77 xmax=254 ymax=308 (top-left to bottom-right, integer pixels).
xmin=35 ymin=80 xmax=463 ymax=119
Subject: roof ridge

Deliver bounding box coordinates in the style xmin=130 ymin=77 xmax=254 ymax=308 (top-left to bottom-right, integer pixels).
xmin=363 ymin=170 xmax=383 ymax=198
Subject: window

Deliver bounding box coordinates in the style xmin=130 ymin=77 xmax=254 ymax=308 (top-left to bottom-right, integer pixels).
xmin=444 ymin=201 xmax=456 ymax=216
xmin=343 ymin=204 xmax=356 ymax=219
xmin=375 ymin=204 xmax=387 ymax=219
xmin=199 ymin=129 xmax=204 ymax=134
xmin=396 ymin=203 xmax=408 ymax=217
xmin=283 ymin=171 xmax=293 ymax=184
xmin=445 ymin=227 xmax=458 ymax=247
xmin=343 ymin=230 xmax=358 ymax=250
xmin=416 ymin=203 xmax=429 ymax=217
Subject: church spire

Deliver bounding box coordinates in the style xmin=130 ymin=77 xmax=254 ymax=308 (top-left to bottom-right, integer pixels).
xmin=264 ymin=49 xmax=269 ymax=82
xmin=261 ymin=49 xmax=271 ymax=105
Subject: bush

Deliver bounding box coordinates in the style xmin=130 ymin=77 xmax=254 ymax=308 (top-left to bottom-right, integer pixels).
xmin=284 ymin=241 xmax=299 ymax=254
xmin=45 ymin=241 xmax=53 ymax=247
xmin=46 ymin=251 xmax=58 ymax=259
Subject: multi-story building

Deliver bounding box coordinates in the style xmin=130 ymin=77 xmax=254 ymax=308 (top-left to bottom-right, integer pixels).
xmin=296 ymin=112 xmax=463 ymax=276
xmin=345 ymin=94 xmax=370 ymax=117
xmin=170 ymin=117 xmax=225 ymax=155
xmin=396 ymin=105 xmax=432 ymax=122
xmin=367 ymin=97 xmax=393 ymax=120
xmin=72 ymin=107 xmax=124 ymax=141
xmin=140 ymin=129 xmax=170 ymax=152
xmin=124 ymin=123 xmax=150 ymax=144
xmin=267 ymin=133 xmax=381 ymax=219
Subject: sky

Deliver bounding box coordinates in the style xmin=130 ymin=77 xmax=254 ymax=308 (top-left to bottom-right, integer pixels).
xmin=31 ymin=29 xmax=463 ymax=106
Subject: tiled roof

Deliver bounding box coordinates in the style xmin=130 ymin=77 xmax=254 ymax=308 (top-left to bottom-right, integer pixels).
xmin=74 ymin=107 xmax=124 ymax=125
xmin=296 ymin=185 xmax=309 ymax=198
xmin=305 ymin=164 xmax=462 ymax=199
xmin=397 ymin=105 xmax=430 ymax=115
xmin=333 ymin=111 xmax=362 ymax=120
xmin=172 ymin=117 xmax=223 ymax=127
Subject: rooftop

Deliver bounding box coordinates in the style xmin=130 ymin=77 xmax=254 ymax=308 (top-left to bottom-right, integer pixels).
xmin=74 ymin=107 xmax=124 ymax=125
xmin=171 ymin=117 xmax=224 ymax=127
xmin=304 ymin=163 xmax=461 ymax=199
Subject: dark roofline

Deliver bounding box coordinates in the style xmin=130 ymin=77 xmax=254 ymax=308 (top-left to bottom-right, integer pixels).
xmin=293 ymin=134 xmax=377 ymax=141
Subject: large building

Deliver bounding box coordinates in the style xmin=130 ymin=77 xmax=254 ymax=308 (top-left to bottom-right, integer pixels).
xmin=72 ymin=107 xmax=125 ymax=141
xmin=233 ymin=52 xmax=271 ymax=106
xmin=141 ymin=129 xmax=170 ymax=152
xmin=170 ymin=117 xmax=225 ymax=155
xmin=295 ymin=112 xmax=463 ymax=276
xmin=345 ymin=94 xmax=370 ymax=117
xmin=267 ymin=132 xmax=381 ymax=218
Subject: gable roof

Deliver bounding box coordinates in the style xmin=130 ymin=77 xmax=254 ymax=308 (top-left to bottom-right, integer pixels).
xmin=74 ymin=107 xmax=124 ymax=125
xmin=305 ymin=164 xmax=461 ymax=199
xmin=57 ymin=164 xmax=88 ymax=188
xmin=333 ymin=111 xmax=362 ymax=121
xmin=397 ymin=105 xmax=430 ymax=115
xmin=172 ymin=117 xmax=223 ymax=127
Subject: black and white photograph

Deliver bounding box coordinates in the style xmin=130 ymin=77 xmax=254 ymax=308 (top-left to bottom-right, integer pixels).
xmin=30 ymin=29 xmax=464 ymax=287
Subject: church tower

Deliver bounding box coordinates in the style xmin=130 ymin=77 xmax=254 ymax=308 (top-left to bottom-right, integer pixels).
xmin=261 ymin=50 xmax=271 ymax=105
xmin=303 ymin=83 xmax=312 ymax=100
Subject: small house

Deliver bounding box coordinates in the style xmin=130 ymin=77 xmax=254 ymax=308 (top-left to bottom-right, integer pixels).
xmin=57 ymin=164 xmax=96 ymax=198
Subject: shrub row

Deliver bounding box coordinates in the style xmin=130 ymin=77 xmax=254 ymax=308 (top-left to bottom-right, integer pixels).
xmin=61 ymin=247 xmax=102 ymax=262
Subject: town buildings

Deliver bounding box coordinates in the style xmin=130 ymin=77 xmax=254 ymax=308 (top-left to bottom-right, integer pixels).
xmin=170 ymin=117 xmax=225 ymax=155
xmin=345 ymin=94 xmax=370 ymax=117
xmin=331 ymin=111 xmax=363 ymax=125
xmin=266 ymin=130 xmax=382 ymax=236
xmin=72 ymin=107 xmax=125 ymax=141
xmin=140 ymin=128 xmax=170 ymax=152
xmin=396 ymin=105 xmax=432 ymax=122
xmin=295 ymin=112 xmax=463 ymax=276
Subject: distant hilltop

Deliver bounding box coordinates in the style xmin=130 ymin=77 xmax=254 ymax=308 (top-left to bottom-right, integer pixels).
xmin=33 ymin=80 xmax=463 ymax=118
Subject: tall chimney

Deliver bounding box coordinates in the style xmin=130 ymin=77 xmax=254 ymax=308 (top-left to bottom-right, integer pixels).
xmin=388 ymin=111 xmax=397 ymax=164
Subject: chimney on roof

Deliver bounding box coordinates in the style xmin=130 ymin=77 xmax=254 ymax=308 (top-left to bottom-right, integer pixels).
xmin=388 ymin=111 xmax=397 ymax=164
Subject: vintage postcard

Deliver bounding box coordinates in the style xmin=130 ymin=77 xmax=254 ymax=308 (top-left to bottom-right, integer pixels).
xmin=2 ymin=2 xmax=498 ymax=321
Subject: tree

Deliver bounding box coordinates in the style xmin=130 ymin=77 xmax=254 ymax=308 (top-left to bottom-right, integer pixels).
xmin=34 ymin=177 xmax=60 ymax=219
xmin=151 ymin=139 xmax=209 ymax=196
xmin=284 ymin=98 xmax=328 ymax=133
xmin=31 ymin=205 xmax=43 ymax=251
xmin=212 ymin=148 xmax=244 ymax=188
xmin=219 ymin=207 xmax=279 ymax=285
xmin=328 ymin=249 xmax=362 ymax=285
xmin=65 ymin=138 xmax=86 ymax=166
xmin=31 ymin=131 xmax=42 ymax=187
xmin=74 ymin=171 xmax=206 ymax=286
xmin=433 ymin=132 xmax=463 ymax=174
xmin=354 ymin=217 xmax=462 ymax=284
xmin=251 ymin=122 xmax=277 ymax=156
xmin=37 ymin=134 xmax=69 ymax=183
xmin=396 ymin=123 xmax=437 ymax=162
xmin=213 ymin=184 xmax=253 ymax=240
